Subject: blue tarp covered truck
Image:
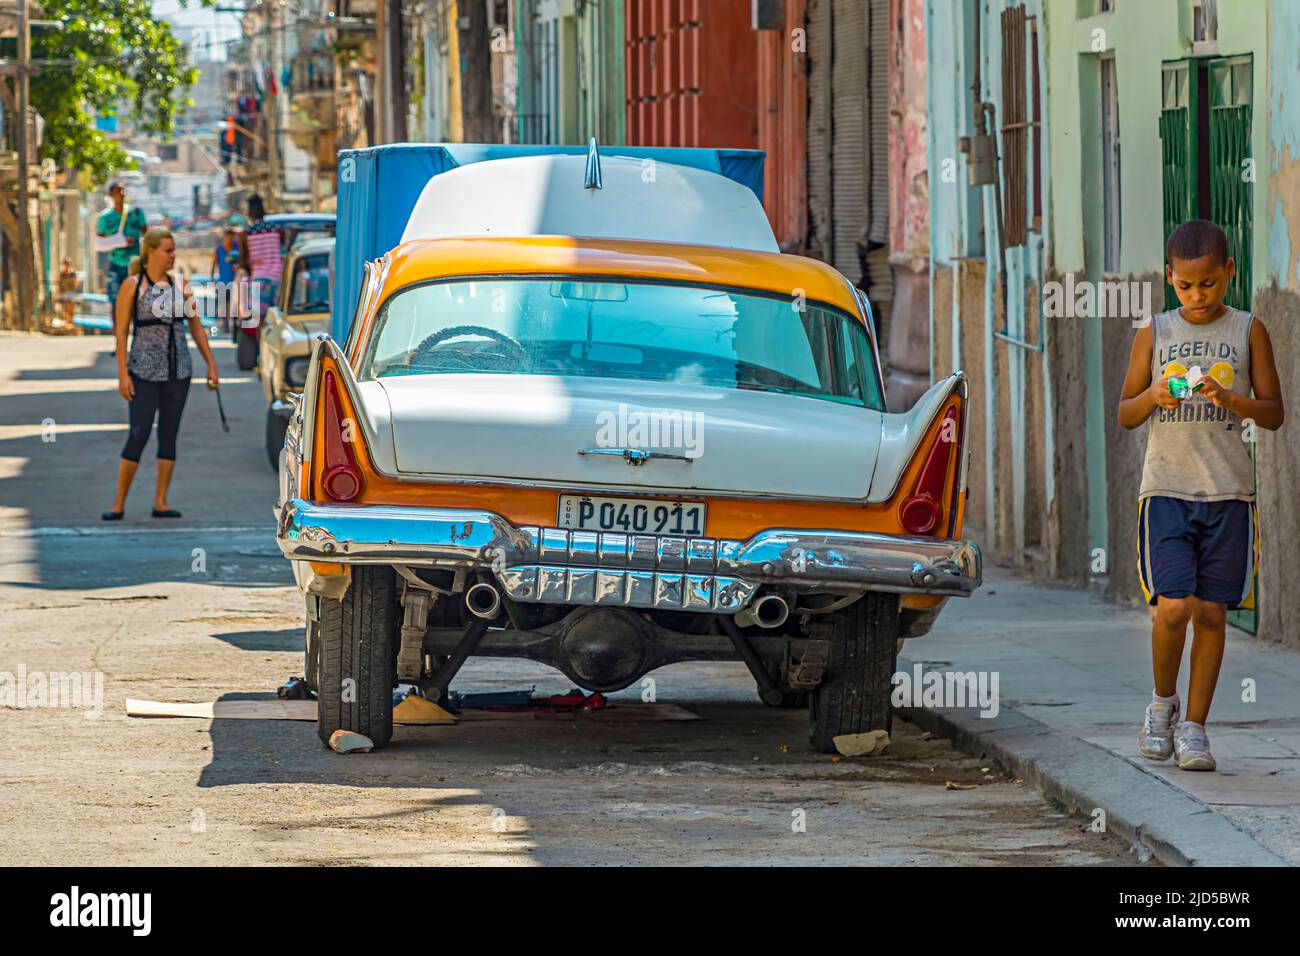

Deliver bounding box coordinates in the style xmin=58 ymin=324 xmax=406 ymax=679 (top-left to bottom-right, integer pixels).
xmin=330 ymin=143 xmax=766 ymax=343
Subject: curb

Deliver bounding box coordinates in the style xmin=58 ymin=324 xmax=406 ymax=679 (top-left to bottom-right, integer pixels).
xmin=897 ymin=702 xmax=1289 ymax=867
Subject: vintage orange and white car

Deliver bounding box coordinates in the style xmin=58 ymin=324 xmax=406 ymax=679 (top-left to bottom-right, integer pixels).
xmin=274 ymin=146 xmax=981 ymax=752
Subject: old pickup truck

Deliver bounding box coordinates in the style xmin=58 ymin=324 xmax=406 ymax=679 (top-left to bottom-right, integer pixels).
xmin=274 ymin=143 xmax=981 ymax=752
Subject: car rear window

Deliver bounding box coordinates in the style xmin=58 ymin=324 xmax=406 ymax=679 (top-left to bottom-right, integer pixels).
xmin=286 ymin=252 xmax=331 ymax=314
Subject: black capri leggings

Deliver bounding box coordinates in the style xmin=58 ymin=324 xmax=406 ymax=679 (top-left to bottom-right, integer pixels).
xmin=121 ymin=373 xmax=191 ymax=463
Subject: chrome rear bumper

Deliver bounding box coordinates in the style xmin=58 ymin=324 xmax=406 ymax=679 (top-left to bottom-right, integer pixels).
xmin=276 ymin=499 xmax=982 ymax=613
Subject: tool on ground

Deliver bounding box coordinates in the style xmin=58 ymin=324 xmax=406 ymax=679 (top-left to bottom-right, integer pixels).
xmin=208 ymin=381 xmax=230 ymax=432
xmin=277 ymin=675 xmax=313 ymax=700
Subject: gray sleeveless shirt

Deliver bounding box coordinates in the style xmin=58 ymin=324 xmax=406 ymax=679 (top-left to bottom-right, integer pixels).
xmin=1138 ymin=307 xmax=1254 ymax=502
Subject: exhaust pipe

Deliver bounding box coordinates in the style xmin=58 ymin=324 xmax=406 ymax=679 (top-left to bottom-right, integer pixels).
xmin=734 ymin=593 xmax=790 ymax=630
xmin=465 ymin=582 xmax=503 ymax=620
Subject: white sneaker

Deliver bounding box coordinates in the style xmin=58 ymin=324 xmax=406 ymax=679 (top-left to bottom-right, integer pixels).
xmin=1138 ymin=695 xmax=1180 ymax=760
xmin=1174 ymin=721 xmax=1217 ymax=771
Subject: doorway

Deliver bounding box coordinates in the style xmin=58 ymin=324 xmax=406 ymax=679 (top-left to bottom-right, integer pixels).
xmin=1158 ymin=54 xmax=1256 ymax=633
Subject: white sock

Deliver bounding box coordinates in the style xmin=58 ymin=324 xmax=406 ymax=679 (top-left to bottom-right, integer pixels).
xmin=1153 ymin=690 xmax=1179 ymax=706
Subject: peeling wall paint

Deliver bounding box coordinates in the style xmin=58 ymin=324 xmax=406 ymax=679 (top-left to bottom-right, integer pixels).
xmin=890 ymin=0 xmax=930 ymax=265
xmin=925 ymin=0 xmax=1050 ymax=570
xmin=1267 ymin=0 xmax=1300 ymax=290
xmin=1255 ymin=0 xmax=1300 ymax=648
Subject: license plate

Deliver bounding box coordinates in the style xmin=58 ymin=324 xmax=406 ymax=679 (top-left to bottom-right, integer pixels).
xmin=557 ymin=495 xmax=707 ymax=537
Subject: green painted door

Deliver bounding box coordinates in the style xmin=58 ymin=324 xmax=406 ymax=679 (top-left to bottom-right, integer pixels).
xmin=1158 ymin=61 xmax=1198 ymax=312
xmin=1209 ymin=56 xmax=1256 ymax=633
xmin=1209 ymin=56 xmax=1253 ymax=317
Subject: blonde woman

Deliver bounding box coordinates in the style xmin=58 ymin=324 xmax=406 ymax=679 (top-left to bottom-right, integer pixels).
xmin=103 ymin=227 xmax=219 ymax=520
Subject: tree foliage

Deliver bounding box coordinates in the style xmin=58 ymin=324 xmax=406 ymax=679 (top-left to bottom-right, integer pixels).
xmin=30 ymin=0 xmax=201 ymax=187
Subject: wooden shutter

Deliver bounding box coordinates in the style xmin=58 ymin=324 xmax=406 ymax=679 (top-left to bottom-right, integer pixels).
xmin=830 ymin=0 xmax=868 ymax=284
xmin=805 ymin=0 xmax=833 ymax=259
xmin=1000 ymin=5 xmax=1027 ymax=248
xmin=866 ymin=0 xmax=889 ymax=246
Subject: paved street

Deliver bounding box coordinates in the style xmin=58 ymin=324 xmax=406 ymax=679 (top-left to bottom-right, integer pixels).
xmin=900 ymin=578 xmax=1300 ymax=866
xmin=0 ymin=331 xmax=1143 ymax=866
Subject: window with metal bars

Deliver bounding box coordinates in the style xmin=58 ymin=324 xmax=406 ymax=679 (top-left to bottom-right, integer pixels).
xmin=999 ymin=6 xmax=1038 ymax=248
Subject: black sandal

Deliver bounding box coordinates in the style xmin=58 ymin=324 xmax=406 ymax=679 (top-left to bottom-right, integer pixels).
xmin=151 ymin=508 xmax=182 ymax=519
xmin=101 ymin=511 xmax=124 ymax=521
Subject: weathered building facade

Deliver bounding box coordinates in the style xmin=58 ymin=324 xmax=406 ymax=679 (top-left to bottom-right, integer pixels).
xmin=928 ymin=0 xmax=1300 ymax=646
xmin=927 ymin=0 xmax=1050 ymax=572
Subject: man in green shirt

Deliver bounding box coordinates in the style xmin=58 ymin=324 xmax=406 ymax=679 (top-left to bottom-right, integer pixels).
xmin=97 ymin=181 xmax=147 ymax=306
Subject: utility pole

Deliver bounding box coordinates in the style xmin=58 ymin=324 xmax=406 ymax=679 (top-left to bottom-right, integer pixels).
xmin=1 ymin=8 xmax=62 ymax=330
xmin=265 ymin=2 xmax=278 ymax=205
xmin=13 ymin=0 xmax=34 ymax=329
xmin=374 ymin=0 xmax=387 ymax=142
xmin=459 ymin=0 xmax=497 ymax=143
xmin=374 ymin=0 xmax=407 ymax=144
xmin=387 ymin=0 xmax=406 ymax=141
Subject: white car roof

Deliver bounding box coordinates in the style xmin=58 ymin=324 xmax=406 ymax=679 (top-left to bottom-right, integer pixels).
xmin=398 ymin=154 xmax=779 ymax=253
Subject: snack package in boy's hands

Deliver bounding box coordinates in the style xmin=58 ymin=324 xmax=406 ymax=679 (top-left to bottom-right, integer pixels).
xmin=1168 ymin=365 xmax=1206 ymax=400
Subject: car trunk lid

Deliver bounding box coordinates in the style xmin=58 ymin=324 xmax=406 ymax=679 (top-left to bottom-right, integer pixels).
xmin=377 ymin=373 xmax=881 ymax=500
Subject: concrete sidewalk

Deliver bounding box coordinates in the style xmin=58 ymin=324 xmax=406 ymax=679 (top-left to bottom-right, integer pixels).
xmin=901 ymin=568 xmax=1299 ymax=866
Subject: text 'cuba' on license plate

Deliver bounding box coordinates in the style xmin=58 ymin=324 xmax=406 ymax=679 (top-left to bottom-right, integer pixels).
xmin=557 ymin=495 xmax=707 ymax=537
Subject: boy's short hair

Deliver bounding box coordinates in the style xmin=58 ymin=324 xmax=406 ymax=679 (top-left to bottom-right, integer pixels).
xmin=1167 ymin=219 xmax=1230 ymax=265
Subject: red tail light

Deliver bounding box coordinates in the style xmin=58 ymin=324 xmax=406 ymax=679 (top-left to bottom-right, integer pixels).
xmin=899 ymin=405 xmax=959 ymax=536
xmin=319 ymin=369 xmax=364 ymax=502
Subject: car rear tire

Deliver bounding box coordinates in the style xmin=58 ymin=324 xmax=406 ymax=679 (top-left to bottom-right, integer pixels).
xmin=808 ymin=592 xmax=899 ymax=753
xmin=317 ymin=565 xmax=398 ymax=748
xmin=265 ymin=405 xmax=288 ymax=471
xmin=236 ymin=331 xmax=257 ymax=370
xmin=304 ymin=618 xmax=320 ymax=696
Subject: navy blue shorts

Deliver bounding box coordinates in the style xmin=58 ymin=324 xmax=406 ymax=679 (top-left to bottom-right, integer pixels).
xmin=1137 ymin=496 xmax=1258 ymax=609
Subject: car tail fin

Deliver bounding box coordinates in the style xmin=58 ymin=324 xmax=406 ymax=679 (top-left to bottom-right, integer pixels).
xmin=870 ymin=374 xmax=968 ymax=538
xmin=898 ymin=401 xmax=962 ymax=536
xmin=301 ymin=336 xmax=373 ymax=503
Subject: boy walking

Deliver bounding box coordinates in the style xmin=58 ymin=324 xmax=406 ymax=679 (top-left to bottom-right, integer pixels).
xmin=1118 ymin=220 xmax=1284 ymax=770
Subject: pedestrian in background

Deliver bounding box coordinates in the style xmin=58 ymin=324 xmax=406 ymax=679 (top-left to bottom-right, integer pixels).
xmin=103 ymin=227 xmax=219 ymax=521
xmin=244 ymin=194 xmax=282 ymax=318
xmin=58 ymin=257 xmax=80 ymax=331
xmin=1118 ymin=219 xmax=1285 ymax=772
xmin=211 ymin=228 xmax=240 ymax=283
xmin=96 ymin=181 xmax=147 ymax=306
xmin=211 ymin=228 xmax=241 ymax=334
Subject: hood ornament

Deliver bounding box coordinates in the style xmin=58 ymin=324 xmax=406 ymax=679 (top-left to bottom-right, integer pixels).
xmin=584 ymin=137 xmax=603 ymax=190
